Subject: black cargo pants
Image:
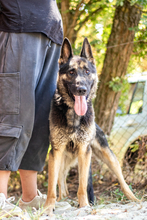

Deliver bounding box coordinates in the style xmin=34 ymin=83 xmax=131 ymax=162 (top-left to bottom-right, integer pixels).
xmin=0 ymin=32 xmax=61 ymax=171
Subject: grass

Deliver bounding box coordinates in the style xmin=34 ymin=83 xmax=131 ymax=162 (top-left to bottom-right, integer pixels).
xmin=0 ymin=207 xmax=48 ymax=220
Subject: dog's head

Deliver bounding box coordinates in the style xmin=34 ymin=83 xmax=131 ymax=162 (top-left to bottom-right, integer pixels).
xmin=57 ymin=38 xmax=98 ymax=116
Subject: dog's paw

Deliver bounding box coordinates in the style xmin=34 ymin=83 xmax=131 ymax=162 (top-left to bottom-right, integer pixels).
xmin=79 ymin=198 xmax=89 ymax=208
xmin=79 ymin=202 xmax=89 ymax=208
xmin=78 ymin=193 xmax=89 ymax=208
xmin=44 ymin=207 xmax=54 ymax=216
xmin=44 ymin=201 xmax=55 ymax=216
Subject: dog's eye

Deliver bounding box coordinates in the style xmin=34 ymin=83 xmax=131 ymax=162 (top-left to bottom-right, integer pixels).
xmin=69 ymin=70 xmax=75 ymax=76
xmin=86 ymin=69 xmax=90 ymax=75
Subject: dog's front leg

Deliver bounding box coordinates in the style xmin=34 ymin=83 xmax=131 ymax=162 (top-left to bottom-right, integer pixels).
xmin=77 ymin=145 xmax=92 ymax=207
xmin=44 ymin=147 xmax=64 ymax=215
xmin=57 ymin=155 xmax=69 ymax=201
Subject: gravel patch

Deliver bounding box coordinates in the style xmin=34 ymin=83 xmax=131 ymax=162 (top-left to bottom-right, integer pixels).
xmin=2 ymin=201 xmax=147 ymax=220
xmin=52 ymin=201 xmax=147 ymax=220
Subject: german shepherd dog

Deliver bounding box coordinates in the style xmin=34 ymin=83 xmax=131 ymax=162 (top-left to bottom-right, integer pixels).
xmin=44 ymin=38 xmax=139 ymax=215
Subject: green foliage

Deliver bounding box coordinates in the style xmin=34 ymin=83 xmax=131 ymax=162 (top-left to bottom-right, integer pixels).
xmin=108 ymin=76 xmax=131 ymax=115
xmin=130 ymin=0 xmax=147 ymax=7
xmin=116 ymin=0 xmax=124 ymax=6
xmin=75 ymin=1 xmax=115 ymax=72
xmin=108 ymin=77 xmax=129 ymax=93
xmin=116 ymin=0 xmax=147 ymax=7
xmin=59 ymin=0 xmax=146 ymax=74
xmin=141 ymin=14 xmax=147 ymax=26
xmin=108 ymin=77 xmax=123 ymax=92
xmin=43 ymin=181 xmax=48 ymax=188
xmin=113 ymin=185 xmax=132 ymax=201
xmin=117 ymin=81 xmax=130 ymax=115
xmin=130 ymin=143 xmax=139 ymax=152
xmin=113 ymin=188 xmax=125 ymax=200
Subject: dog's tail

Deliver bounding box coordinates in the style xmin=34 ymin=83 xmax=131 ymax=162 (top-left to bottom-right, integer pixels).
xmin=87 ymin=164 xmax=94 ymax=205
xmin=91 ymin=123 xmax=139 ymax=202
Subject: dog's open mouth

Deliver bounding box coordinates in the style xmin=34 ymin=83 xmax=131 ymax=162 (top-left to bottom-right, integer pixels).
xmin=74 ymin=95 xmax=87 ymax=116
xmin=67 ymin=88 xmax=88 ymax=116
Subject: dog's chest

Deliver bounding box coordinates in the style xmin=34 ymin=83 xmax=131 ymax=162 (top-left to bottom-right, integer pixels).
xmin=50 ymin=105 xmax=95 ymax=153
xmin=65 ymin=132 xmax=86 ymax=156
xmin=65 ymin=109 xmax=82 ymax=151
xmin=64 ymin=108 xmax=94 ymax=153
xmin=66 ymin=108 xmax=80 ymax=128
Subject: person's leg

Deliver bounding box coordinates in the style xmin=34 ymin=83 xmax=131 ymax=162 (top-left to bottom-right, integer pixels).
xmin=19 ymin=169 xmax=37 ymax=202
xmin=19 ymin=42 xmax=61 ymax=172
xmin=0 ymin=170 xmax=10 ymax=198
xmin=0 ymin=32 xmax=50 ymax=202
xmin=18 ymin=40 xmax=61 ymax=209
xmin=0 ymin=32 xmax=49 ymax=171
xmin=0 ymin=32 xmax=61 ymax=208
xmin=0 ymin=169 xmax=22 ymax=216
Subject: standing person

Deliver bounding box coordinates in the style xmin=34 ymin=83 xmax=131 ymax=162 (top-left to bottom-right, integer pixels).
xmin=0 ymin=0 xmax=63 ymax=213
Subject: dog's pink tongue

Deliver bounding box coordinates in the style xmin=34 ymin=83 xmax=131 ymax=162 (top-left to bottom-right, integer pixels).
xmin=74 ymin=96 xmax=87 ymax=116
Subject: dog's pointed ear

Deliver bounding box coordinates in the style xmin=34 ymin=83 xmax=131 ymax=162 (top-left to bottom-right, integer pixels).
xmin=80 ymin=38 xmax=94 ymax=63
xmin=59 ymin=38 xmax=73 ymax=64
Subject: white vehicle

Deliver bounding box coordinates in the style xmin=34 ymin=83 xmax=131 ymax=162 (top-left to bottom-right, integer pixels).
xmin=109 ymin=72 xmax=147 ymax=167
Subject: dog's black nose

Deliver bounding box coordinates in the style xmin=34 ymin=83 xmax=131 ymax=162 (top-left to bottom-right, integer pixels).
xmin=77 ymin=86 xmax=87 ymax=95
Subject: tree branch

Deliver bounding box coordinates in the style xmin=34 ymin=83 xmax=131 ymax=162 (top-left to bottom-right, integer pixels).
xmin=66 ymin=0 xmax=85 ymax=36
xmin=77 ymin=6 xmax=104 ymax=32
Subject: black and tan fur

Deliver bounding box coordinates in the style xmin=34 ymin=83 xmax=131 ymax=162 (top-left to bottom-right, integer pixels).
xmin=45 ymin=38 xmax=139 ymax=215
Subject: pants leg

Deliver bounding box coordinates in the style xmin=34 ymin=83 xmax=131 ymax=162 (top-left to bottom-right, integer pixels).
xmin=0 ymin=32 xmax=60 ymax=171
xmin=19 ymin=42 xmax=61 ymax=171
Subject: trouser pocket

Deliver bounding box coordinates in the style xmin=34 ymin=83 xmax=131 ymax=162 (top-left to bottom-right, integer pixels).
xmin=0 ymin=72 xmax=20 ymax=114
xmin=0 ymin=123 xmax=22 ymax=170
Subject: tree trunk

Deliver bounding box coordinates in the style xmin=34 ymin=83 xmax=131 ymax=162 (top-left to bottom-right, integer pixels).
xmin=94 ymin=0 xmax=142 ymax=135
xmin=60 ymin=0 xmax=78 ymax=45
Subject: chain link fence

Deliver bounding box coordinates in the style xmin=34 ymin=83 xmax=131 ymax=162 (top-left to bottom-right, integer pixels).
xmin=109 ymin=72 xmax=147 ymax=186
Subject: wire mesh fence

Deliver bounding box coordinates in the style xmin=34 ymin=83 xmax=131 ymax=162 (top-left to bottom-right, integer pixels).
xmin=109 ymin=72 xmax=147 ymax=186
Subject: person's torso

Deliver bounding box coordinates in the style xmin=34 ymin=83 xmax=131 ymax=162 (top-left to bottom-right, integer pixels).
xmin=0 ymin=0 xmax=63 ymax=45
